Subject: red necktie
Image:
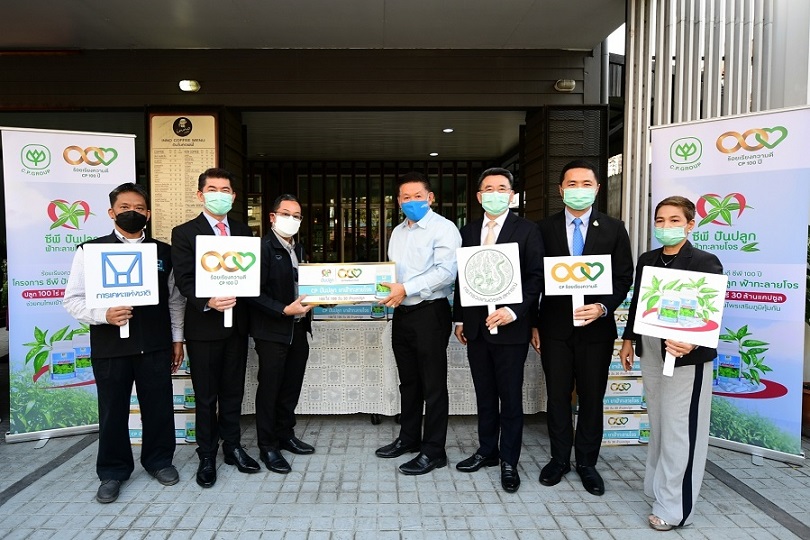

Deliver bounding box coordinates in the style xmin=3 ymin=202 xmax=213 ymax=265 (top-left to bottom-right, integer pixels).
xmin=215 ymin=222 xmax=228 ymax=236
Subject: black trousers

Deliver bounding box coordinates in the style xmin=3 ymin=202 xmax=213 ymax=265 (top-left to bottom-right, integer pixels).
xmin=93 ymin=349 xmax=175 ymax=481
xmin=541 ymin=334 xmax=613 ymax=466
xmin=253 ymin=323 xmax=310 ymax=451
xmin=467 ymin=337 xmax=528 ymax=466
xmin=186 ymin=332 xmax=248 ymax=458
xmin=391 ymin=298 xmax=451 ymax=459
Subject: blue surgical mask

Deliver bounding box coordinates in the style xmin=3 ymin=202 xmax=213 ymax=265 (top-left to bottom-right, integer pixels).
xmin=401 ymin=200 xmax=430 ymax=222
xmin=203 ymin=192 xmax=233 ymax=216
xmin=654 ymin=226 xmax=688 ymax=246
xmin=562 ymin=187 xmax=597 ymax=211
xmin=481 ymin=192 xmax=511 ymax=216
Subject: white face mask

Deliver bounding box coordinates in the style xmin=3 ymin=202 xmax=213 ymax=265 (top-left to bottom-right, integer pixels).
xmin=272 ymin=214 xmax=301 ymax=237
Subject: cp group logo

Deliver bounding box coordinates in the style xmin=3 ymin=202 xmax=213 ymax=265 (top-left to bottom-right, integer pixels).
xmin=48 ymin=199 xmax=93 ymax=230
xmin=550 ymin=262 xmax=605 ymax=283
xmin=716 ymin=126 xmax=788 ymax=153
xmin=669 ymin=137 xmax=702 ymax=165
xmin=200 ymin=251 xmax=257 ymax=272
xmin=21 ymin=144 xmax=51 ymax=170
xmin=63 ymin=145 xmax=119 ymax=166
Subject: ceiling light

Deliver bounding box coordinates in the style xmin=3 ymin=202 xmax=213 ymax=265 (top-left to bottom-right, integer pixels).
xmin=442 ymin=128 xmax=454 ymax=133
xmin=179 ymin=80 xmax=201 ymax=92
xmin=429 ymin=152 xmax=439 ymax=157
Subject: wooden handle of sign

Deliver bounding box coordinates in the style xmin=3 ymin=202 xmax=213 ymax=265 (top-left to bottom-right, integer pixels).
xmin=120 ymin=321 xmax=130 ymax=339
xmin=663 ymin=352 xmax=676 ymax=377
xmin=488 ymin=304 xmax=498 ymax=335
xmin=571 ymin=293 xmax=585 ymax=327
xmin=224 ymin=307 xmax=233 ymax=328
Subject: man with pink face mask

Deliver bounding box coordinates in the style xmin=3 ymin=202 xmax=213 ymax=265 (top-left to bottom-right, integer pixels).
xmin=247 ymin=194 xmax=315 ymax=475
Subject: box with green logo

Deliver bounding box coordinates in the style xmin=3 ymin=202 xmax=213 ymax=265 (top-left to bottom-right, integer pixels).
xmin=298 ymin=262 xmax=397 ymax=304
xmin=601 ymin=377 xmax=645 ymax=410
xmin=130 ymin=377 xmax=194 ymax=412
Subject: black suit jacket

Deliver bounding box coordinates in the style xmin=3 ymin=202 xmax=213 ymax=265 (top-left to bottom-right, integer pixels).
xmin=537 ymin=209 xmax=634 ymax=342
xmin=453 ymin=212 xmax=544 ymax=345
xmin=247 ymin=232 xmax=312 ymax=344
xmin=171 ymin=213 xmax=253 ymax=341
xmin=622 ymin=241 xmax=723 ymax=367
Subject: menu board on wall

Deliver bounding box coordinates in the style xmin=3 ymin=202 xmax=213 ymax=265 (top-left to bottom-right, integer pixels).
xmin=149 ymin=113 xmax=218 ymax=242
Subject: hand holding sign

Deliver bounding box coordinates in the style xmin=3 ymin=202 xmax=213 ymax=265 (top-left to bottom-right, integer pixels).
xmin=544 ymin=255 xmax=613 ymax=327
xmin=195 ymin=236 xmax=261 ymax=327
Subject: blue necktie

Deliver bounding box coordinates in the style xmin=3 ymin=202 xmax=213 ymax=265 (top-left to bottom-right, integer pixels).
xmin=572 ymin=217 xmax=584 ymax=256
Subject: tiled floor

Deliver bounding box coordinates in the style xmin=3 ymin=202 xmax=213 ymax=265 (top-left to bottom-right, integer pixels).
xmin=1 ymin=412 xmax=809 ymax=539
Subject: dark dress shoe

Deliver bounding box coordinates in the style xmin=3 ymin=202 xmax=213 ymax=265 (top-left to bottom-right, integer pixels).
xmin=456 ymin=453 xmax=499 ymax=472
xmin=196 ymin=457 xmax=217 ymax=488
xmin=375 ymin=438 xmax=419 ymax=459
xmin=501 ymin=462 xmax=520 ymax=493
xmin=148 ymin=465 xmax=179 ymax=486
xmin=576 ymin=465 xmax=605 ymax=496
xmin=224 ymin=446 xmax=261 ymax=473
xmin=280 ymin=436 xmax=315 ymax=455
xmin=96 ymin=479 xmax=121 ymax=503
xmin=539 ymin=459 xmax=571 ymax=486
xmin=260 ymin=449 xmax=292 ymax=474
xmin=398 ymin=453 xmax=447 ymax=475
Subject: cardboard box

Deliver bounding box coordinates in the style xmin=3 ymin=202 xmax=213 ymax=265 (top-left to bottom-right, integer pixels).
xmin=131 ymin=377 xmax=195 ymax=412
xmin=574 ymin=412 xmax=648 ymax=446
xmin=129 ymin=412 xmax=195 ymax=445
xmin=602 ymin=377 xmax=645 ymax=410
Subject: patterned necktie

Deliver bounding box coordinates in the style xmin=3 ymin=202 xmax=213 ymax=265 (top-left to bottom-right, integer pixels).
xmin=484 ymin=220 xmax=497 ymax=245
xmin=572 ymin=217 xmax=584 ymax=256
xmin=215 ymin=222 xmax=228 ymax=236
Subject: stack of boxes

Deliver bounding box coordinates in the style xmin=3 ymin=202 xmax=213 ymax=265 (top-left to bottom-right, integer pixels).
xmin=129 ymin=349 xmax=197 ymax=445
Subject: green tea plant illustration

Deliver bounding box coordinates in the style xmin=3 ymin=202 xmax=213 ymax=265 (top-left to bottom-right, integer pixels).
xmin=22 ymin=323 xmax=89 ymax=377
xmin=698 ymin=193 xmax=752 ymax=227
xmin=718 ymin=325 xmax=772 ymax=386
xmin=640 ymin=275 xmax=720 ymax=320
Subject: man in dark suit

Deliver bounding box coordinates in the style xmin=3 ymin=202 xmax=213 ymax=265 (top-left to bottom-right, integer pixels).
xmin=453 ymin=168 xmax=544 ymax=493
xmin=171 ymin=167 xmax=260 ymax=488
xmin=247 ymin=194 xmax=315 ymax=474
xmin=531 ymin=159 xmax=633 ymax=496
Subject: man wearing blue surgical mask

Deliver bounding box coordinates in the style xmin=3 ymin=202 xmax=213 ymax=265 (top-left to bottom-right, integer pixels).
xmin=376 ymin=172 xmax=462 ymax=475
xmin=531 ymin=159 xmax=633 ymax=497
xmin=452 ymin=168 xmax=544 ymax=493
xmin=171 ymin=167 xmax=260 ymax=488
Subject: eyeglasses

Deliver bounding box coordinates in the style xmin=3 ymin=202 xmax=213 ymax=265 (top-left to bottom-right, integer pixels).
xmin=479 ymin=187 xmax=512 ymax=194
xmin=274 ymin=212 xmax=303 ymax=222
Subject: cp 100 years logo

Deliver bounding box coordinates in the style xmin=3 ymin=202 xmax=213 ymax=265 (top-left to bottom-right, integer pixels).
xmin=63 ymin=146 xmax=119 ymax=166
xmin=607 ymin=416 xmax=630 ymax=426
xmin=200 ymin=251 xmax=257 ymax=272
xmin=550 ymin=262 xmax=605 ymax=283
xmin=715 ymin=126 xmax=788 ymax=153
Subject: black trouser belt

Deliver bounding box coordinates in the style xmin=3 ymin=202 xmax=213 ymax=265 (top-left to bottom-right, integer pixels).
xmin=395 ymin=298 xmax=445 ymax=314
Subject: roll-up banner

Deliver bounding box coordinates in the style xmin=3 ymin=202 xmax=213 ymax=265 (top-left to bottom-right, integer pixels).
xmin=650 ymin=106 xmax=810 ymax=463
xmin=1 ymin=127 xmax=136 ymax=442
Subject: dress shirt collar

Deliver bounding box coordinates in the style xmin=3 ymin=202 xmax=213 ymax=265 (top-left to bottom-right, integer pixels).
xmin=401 ymin=208 xmax=436 ymax=230
xmin=482 ymin=210 xmax=510 ymax=231
xmin=113 ymin=229 xmax=145 ymax=243
xmin=564 ymin=207 xmax=593 ymax=227
xmin=202 ymin=212 xmax=230 ymax=234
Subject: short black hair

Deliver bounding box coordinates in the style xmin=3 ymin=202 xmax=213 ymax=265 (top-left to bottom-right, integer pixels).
xmin=109 ymin=182 xmax=149 ymax=208
xmin=477 ymin=167 xmax=514 ymax=190
xmin=655 ymin=196 xmax=696 ymax=222
xmin=397 ymin=171 xmax=432 ymax=195
xmin=559 ymin=159 xmax=600 ymax=184
xmin=198 ymin=167 xmax=236 ymax=191
xmin=271 ymin=194 xmax=301 ymax=213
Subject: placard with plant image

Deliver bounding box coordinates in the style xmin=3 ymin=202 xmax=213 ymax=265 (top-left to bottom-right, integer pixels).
xmin=632 ymin=266 xmax=728 ymax=347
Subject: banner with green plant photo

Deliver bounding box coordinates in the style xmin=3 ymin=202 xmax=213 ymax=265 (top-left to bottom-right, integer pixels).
xmin=1 ymin=127 xmax=136 ymax=442
xmin=651 ymin=106 xmax=810 ymax=461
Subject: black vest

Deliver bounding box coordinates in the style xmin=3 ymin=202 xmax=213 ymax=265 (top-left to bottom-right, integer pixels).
xmin=83 ymin=233 xmax=174 ymax=358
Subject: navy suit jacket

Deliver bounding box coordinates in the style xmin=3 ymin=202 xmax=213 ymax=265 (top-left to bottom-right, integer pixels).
xmin=171 ymin=212 xmax=253 ymax=341
xmin=453 ymin=211 xmax=544 ymax=345
xmin=536 ymin=209 xmax=634 ymax=342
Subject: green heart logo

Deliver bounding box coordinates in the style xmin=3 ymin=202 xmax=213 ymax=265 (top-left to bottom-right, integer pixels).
xmin=754 ymin=126 xmax=788 ymax=149
xmin=580 ymin=262 xmax=605 ymax=281
xmin=233 ymin=252 xmax=256 ymax=271
xmin=94 ymin=147 xmax=119 ymax=166
xmin=350 ymin=269 xmax=362 ymax=278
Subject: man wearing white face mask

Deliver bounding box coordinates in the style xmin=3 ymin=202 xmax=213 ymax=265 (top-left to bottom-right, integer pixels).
xmin=247 ymin=194 xmax=315 ymax=474
xmin=531 ymin=159 xmax=633 ymax=497
xmin=452 ymin=168 xmax=544 ymax=493
xmin=171 ymin=168 xmax=260 ymax=488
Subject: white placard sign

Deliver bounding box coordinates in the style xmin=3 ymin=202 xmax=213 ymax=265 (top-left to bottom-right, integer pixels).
xmin=83 ymin=243 xmax=159 ymax=339
xmin=195 ymin=236 xmax=261 ymax=326
xmin=544 ymin=255 xmax=613 ymax=326
xmin=632 ymin=266 xmax=728 ymax=376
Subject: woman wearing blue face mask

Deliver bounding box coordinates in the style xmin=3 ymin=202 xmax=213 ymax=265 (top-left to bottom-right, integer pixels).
xmin=618 ymin=196 xmax=723 ymax=532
